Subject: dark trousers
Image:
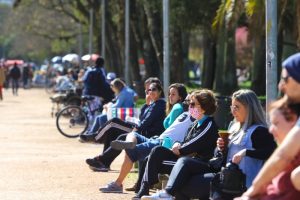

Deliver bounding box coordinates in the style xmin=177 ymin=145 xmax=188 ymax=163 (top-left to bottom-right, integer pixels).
xmin=95 ymin=118 xmax=134 ymax=152
xmin=142 ymin=146 xmax=179 ymax=185
xmin=99 ymin=133 xmax=127 ymax=167
xmin=11 ymin=79 xmax=19 ymax=94
xmin=174 ymin=172 xmax=215 ymax=200
xmin=165 ymin=157 xmax=212 ymax=199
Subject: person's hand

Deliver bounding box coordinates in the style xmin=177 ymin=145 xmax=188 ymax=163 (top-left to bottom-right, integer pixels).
xmin=241 ymin=185 xmax=266 ymax=199
xmin=217 ymin=137 xmax=225 ymax=150
xmin=171 ymin=142 xmax=181 ymax=156
xmin=232 ymin=149 xmax=246 ymax=164
xmin=145 ymin=94 xmax=151 ymax=105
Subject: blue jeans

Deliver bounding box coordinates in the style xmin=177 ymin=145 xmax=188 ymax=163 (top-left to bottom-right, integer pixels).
xmin=88 ymin=114 xmax=108 ymax=134
xmin=125 ymin=132 xmax=160 ymax=162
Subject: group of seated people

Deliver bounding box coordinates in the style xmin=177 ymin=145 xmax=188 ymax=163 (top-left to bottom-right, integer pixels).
xmin=78 ymin=68 xmax=300 ymax=199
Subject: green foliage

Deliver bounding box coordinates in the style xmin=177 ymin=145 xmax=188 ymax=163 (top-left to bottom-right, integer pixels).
xmin=136 ymin=98 xmax=146 ymax=108
xmin=238 ymin=81 xmax=251 ymax=89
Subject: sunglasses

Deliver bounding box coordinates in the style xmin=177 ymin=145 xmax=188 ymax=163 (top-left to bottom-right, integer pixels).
xmin=280 ymin=75 xmax=290 ymax=83
xmin=147 ymin=87 xmax=158 ymax=92
xmin=230 ymin=105 xmax=240 ymax=112
xmin=189 ymin=102 xmax=200 ymax=108
xmin=183 ymin=100 xmax=190 ymax=105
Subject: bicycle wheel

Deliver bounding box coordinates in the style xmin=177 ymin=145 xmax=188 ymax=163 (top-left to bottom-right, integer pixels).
xmin=56 ymin=105 xmax=89 ymax=138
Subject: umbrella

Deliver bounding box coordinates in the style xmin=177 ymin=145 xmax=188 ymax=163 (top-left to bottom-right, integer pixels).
xmin=81 ymin=54 xmax=100 ymax=61
xmin=4 ymin=60 xmax=24 ymax=66
xmin=51 ymin=56 xmax=62 ymax=64
xmin=52 ymin=63 xmax=64 ymax=72
xmin=62 ymin=54 xmax=80 ymax=65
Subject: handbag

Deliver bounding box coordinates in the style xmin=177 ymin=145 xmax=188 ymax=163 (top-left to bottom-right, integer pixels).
xmin=208 ymin=150 xmax=226 ymax=172
xmin=210 ymin=161 xmax=246 ymax=200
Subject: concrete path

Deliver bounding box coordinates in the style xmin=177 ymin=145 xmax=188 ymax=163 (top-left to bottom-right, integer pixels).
xmin=0 ymin=88 xmax=135 ymax=200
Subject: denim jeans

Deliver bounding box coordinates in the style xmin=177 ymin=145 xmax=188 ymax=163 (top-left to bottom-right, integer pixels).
xmin=125 ymin=132 xmax=160 ymax=162
xmin=88 ymin=114 xmax=108 ymax=134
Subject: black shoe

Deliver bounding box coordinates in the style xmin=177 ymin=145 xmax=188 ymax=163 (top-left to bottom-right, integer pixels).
xmin=132 ymin=182 xmax=149 ymax=200
xmin=125 ymin=183 xmax=137 ymax=192
xmin=79 ymin=134 xmax=96 ymax=143
xmin=85 ymin=157 xmax=110 ymax=172
xmin=111 ymin=140 xmax=137 ymax=150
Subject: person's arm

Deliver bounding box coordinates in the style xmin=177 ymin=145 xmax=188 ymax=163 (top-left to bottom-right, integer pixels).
xmin=232 ymin=126 xmax=276 ymax=164
xmin=163 ymin=103 xmax=183 ymax=129
xmin=243 ymin=125 xmax=300 ymax=198
xmin=246 ymin=127 xmax=277 ymax=160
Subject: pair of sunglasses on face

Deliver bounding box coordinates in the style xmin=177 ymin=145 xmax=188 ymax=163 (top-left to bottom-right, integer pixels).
xmin=145 ymin=87 xmax=158 ymax=94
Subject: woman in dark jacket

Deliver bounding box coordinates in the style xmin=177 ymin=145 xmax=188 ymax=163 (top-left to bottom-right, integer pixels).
xmin=131 ymin=89 xmax=219 ymax=199
xmin=85 ymin=81 xmax=166 ymax=172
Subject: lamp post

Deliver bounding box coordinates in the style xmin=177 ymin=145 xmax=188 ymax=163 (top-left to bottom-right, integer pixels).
xmin=101 ymin=0 xmax=106 ymax=59
xmin=89 ymin=8 xmax=94 ymax=55
xmin=125 ymin=0 xmax=130 ymax=84
xmin=266 ymin=0 xmax=277 ymax=118
xmin=163 ymin=0 xmax=170 ymax=96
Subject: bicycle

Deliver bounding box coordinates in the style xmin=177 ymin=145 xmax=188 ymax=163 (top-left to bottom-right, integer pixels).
xmin=55 ymin=95 xmax=102 ymax=138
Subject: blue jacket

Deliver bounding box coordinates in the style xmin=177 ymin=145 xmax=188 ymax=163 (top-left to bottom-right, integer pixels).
xmin=111 ymin=87 xmax=135 ymax=108
xmin=137 ymin=99 xmax=166 ymax=138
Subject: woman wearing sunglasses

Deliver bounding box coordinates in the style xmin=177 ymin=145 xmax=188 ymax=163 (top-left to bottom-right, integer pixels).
xmin=132 ymin=89 xmax=219 ymax=199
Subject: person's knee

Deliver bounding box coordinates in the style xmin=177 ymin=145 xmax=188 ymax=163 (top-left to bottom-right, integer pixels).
xmin=151 ymin=146 xmax=166 ymax=154
xmin=291 ymin=166 xmax=300 ymax=191
xmin=116 ymin=133 xmax=127 ymax=140
xmin=126 ymin=132 xmax=137 ymax=141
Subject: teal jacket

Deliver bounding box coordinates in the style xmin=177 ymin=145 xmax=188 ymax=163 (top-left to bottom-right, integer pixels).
xmin=163 ymin=103 xmax=184 ymax=129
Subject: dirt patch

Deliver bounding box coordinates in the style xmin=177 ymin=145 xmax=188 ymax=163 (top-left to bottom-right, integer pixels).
xmin=0 ymin=89 xmax=135 ymax=200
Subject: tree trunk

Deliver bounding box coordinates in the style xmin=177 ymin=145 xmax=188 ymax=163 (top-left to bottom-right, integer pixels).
xmin=170 ymin=27 xmax=184 ymax=83
xmin=222 ymin=28 xmax=238 ymax=95
xmin=105 ymin=11 xmax=123 ymax=75
xmin=130 ymin=0 xmax=160 ymax=79
xmin=214 ymin=23 xmax=226 ymax=94
xmin=202 ymin=31 xmax=216 ymax=89
xmin=143 ymin=1 xmax=163 ymax=72
xmin=251 ymin=35 xmax=266 ymax=96
xmin=214 ymin=24 xmax=237 ymax=95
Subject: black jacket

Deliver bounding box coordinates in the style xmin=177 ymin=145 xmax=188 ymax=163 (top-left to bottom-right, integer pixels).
xmin=179 ymin=117 xmax=219 ymax=161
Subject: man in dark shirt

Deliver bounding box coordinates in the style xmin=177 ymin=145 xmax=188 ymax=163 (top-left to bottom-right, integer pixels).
xmin=81 ymin=57 xmax=114 ymax=104
xmin=9 ymin=63 xmax=21 ymax=96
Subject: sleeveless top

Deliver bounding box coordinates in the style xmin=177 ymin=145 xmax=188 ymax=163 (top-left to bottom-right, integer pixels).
xmin=227 ymin=125 xmax=265 ymax=188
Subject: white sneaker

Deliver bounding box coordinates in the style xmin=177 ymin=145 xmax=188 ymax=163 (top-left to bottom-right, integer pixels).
xmin=141 ymin=190 xmax=173 ymax=200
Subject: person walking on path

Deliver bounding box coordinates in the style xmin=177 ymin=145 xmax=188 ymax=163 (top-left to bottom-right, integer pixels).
xmin=0 ymin=63 xmax=5 ymax=100
xmin=9 ymin=63 xmax=21 ymax=96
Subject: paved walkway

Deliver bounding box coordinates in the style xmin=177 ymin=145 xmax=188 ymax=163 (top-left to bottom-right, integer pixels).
xmin=0 ymin=88 xmax=135 ymax=200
